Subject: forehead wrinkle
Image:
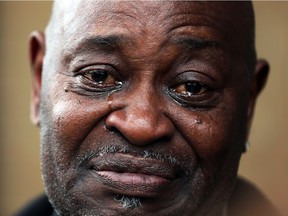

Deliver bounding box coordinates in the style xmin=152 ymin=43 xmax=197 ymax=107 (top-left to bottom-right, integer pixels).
xmin=101 ymin=6 xmax=145 ymax=29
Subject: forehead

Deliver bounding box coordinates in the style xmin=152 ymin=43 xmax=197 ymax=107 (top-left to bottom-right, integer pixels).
xmin=46 ymin=1 xmax=252 ymax=70
xmin=52 ymin=1 xmax=244 ymax=41
xmin=62 ymin=1 xmax=223 ymax=26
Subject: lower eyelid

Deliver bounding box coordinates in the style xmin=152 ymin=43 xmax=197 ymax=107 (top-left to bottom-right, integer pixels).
xmin=168 ymin=87 xmax=219 ymax=106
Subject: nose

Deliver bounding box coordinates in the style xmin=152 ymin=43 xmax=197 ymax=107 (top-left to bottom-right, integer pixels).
xmin=105 ymin=91 xmax=174 ymax=146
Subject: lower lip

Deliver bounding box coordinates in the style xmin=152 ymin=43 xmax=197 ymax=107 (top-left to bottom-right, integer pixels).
xmin=95 ymin=171 xmax=171 ymax=196
xmin=97 ymin=171 xmax=170 ymax=185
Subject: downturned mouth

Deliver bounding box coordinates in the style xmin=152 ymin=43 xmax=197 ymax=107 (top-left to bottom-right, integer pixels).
xmin=87 ymin=153 xmax=180 ymax=197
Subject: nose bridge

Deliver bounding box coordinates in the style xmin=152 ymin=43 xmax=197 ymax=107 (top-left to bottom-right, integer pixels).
xmin=128 ymin=82 xmax=159 ymax=123
xmin=126 ymin=87 xmax=161 ymax=134
xmin=105 ymin=82 xmax=174 ymax=146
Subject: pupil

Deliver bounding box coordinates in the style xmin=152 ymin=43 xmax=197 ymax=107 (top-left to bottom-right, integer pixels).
xmin=185 ymin=82 xmax=202 ymax=94
xmin=91 ymin=70 xmax=108 ymax=82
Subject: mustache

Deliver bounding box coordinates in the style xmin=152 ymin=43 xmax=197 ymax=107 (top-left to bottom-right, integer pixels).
xmin=78 ymin=145 xmax=180 ymax=168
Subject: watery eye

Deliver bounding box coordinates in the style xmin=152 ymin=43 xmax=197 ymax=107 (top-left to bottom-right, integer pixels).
xmin=83 ymin=69 xmax=117 ymax=86
xmin=174 ymin=81 xmax=208 ymax=96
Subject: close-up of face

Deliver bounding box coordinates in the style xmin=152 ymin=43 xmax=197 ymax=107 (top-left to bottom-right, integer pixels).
xmin=29 ymin=1 xmax=268 ymax=216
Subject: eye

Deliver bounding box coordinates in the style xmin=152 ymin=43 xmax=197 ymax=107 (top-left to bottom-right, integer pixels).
xmin=168 ymin=75 xmax=219 ymax=109
xmin=74 ymin=65 xmax=123 ymax=94
xmin=82 ymin=69 xmax=118 ymax=86
xmin=174 ymin=81 xmax=209 ymax=96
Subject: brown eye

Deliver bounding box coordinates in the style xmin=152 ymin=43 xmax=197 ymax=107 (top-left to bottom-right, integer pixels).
xmin=174 ymin=82 xmax=208 ymax=96
xmin=83 ymin=69 xmax=117 ymax=86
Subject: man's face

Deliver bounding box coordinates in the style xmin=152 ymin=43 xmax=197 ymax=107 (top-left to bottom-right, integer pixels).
xmin=34 ymin=1 xmax=255 ymax=215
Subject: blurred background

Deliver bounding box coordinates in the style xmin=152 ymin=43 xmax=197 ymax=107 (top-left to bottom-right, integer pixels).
xmin=0 ymin=1 xmax=287 ymax=215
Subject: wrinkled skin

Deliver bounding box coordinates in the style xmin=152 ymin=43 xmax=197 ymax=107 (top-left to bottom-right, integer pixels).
xmin=29 ymin=1 xmax=269 ymax=216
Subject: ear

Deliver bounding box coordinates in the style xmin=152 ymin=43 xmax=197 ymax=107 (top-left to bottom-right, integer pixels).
xmin=29 ymin=31 xmax=45 ymax=127
xmin=247 ymin=59 xmax=270 ymax=134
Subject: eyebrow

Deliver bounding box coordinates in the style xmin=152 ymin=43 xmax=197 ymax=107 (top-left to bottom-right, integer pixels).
xmin=75 ymin=35 xmax=128 ymax=53
xmin=171 ymin=37 xmax=220 ymax=50
xmin=68 ymin=35 xmax=220 ymax=60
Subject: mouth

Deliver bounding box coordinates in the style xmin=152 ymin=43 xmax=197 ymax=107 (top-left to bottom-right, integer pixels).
xmin=86 ymin=153 xmax=180 ymax=197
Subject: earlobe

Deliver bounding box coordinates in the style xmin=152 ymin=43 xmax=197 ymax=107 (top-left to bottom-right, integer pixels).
xmin=247 ymin=59 xmax=270 ymax=134
xmin=29 ymin=31 xmax=45 ymax=127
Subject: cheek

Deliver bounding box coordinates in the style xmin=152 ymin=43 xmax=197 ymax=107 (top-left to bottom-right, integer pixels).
xmin=40 ymin=89 xmax=111 ymax=161
xmin=170 ymin=105 xmax=245 ymax=169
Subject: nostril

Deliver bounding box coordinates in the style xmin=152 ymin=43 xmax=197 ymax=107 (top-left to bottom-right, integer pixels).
xmin=104 ymin=123 xmax=118 ymax=133
xmin=161 ymin=135 xmax=172 ymax=142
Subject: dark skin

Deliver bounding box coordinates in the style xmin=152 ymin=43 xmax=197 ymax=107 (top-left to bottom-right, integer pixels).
xmin=29 ymin=1 xmax=269 ymax=216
